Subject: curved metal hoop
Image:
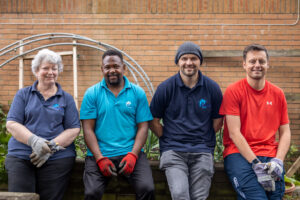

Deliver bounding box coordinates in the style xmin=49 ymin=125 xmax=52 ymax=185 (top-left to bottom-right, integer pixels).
xmin=0 ymin=33 xmax=154 ymax=97
xmin=0 ymin=33 xmax=156 ymax=154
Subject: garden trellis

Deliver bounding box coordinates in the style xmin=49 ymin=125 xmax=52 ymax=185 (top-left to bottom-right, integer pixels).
xmin=0 ymin=33 xmax=156 ymax=155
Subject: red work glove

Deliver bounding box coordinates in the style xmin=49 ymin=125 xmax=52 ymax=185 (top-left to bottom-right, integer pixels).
xmin=119 ymin=152 xmax=138 ymax=176
xmin=96 ymin=157 xmax=117 ymax=177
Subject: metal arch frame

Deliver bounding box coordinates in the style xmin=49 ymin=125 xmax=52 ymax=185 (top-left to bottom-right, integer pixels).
xmin=0 ymin=33 xmax=154 ymax=97
xmin=0 ymin=33 xmax=156 ymax=154
xmin=0 ymin=42 xmax=153 ymax=97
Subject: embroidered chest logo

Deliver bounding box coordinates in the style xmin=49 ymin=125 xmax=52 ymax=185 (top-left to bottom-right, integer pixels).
xmin=266 ymin=101 xmax=273 ymax=106
xmin=199 ymin=99 xmax=207 ymax=109
xmin=52 ymin=103 xmax=63 ymax=111
xmin=126 ymin=101 xmax=132 ymax=108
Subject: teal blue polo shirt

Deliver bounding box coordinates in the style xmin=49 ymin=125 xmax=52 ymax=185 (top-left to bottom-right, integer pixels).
xmin=80 ymin=76 xmax=153 ymax=157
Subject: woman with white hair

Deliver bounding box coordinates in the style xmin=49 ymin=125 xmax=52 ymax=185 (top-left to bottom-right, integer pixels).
xmin=5 ymin=49 xmax=80 ymax=200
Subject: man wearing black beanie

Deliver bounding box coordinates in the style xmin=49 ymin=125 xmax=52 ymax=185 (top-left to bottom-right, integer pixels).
xmin=150 ymin=42 xmax=223 ymax=200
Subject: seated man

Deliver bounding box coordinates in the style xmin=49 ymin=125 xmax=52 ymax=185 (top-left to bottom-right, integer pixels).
xmin=150 ymin=42 xmax=223 ymax=200
xmin=220 ymin=44 xmax=291 ymax=199
xmin=80 ymin=49 xmax=155 ymax=200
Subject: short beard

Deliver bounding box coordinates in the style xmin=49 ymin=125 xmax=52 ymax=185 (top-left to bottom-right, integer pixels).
xmin=182 ymin=71 xmax=196 ymax=77
xmin=181 ymin=65 xmax=198 ymax=77
xmin=107 ymin=76 xmax=121 ymax=86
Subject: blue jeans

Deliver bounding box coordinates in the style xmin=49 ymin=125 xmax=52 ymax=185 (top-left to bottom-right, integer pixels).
xmin=160 ymin=150 xmax=214 ymax=200
xmin=224 ymin=153 xmax=285 ymax=200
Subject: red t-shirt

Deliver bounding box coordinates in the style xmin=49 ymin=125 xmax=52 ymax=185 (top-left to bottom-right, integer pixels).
xmin=219 ymin=78 xmax=289 ymax=158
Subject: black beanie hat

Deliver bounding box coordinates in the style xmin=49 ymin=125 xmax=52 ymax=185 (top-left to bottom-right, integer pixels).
xmin=175 ymin=42 xmax=203 ymax=65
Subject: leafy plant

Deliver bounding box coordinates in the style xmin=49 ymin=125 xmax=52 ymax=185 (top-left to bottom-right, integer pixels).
xmin=0 ymin=104 xmax=10 ymax=184
xmin=144 ymin=127 xmax=225 ymax=162
xmin=0 ymin=104 xmax=8 ymax=135
xmin=74 ymin=130 xmax=86 ymax=159
xmin=145 ymin=130 xmax=160 ymax=160
xmin=285 ymin=175 xmax=300 ymax=186
xmin=286 ymin=143 xmax=299 ymax=161
xmin=74 ymin=129 xmax=160 ymax=160
xmin=214 ymin=128 xmax=224 ymax=162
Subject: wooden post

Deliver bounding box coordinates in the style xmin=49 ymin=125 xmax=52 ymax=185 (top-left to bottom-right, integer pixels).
xmin=19 ymin=41 xmax=24 ymax=89
xmin=73 ymin=40 xmax=78 ymax=109
xmin=286 ymin=156 xmax=300 ymax=177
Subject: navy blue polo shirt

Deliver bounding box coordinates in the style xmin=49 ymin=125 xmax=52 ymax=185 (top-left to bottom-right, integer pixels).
xmin=7 ymin=81 xmax=81 ymax=160
xmin=150 ymin=71 xmax=223 ymax=154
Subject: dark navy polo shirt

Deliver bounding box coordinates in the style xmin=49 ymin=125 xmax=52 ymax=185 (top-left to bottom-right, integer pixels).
xmin=7 ymin=81 xmax=81 ymax=160
xmin=150 ymin=71 xmax=223 ymax=154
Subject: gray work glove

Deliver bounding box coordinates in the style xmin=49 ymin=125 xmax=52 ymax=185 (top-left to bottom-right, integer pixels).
xmin=28 ymin=139 xmax=66 ymax=168
xmin=30 ymin=152 xmax=51 ymax=168
xmin=264 ymin=158 xmax=283 ymax=181
xmin=27 ymin=134 xmax=51 ymax=157
xmin=252 ymin=162 xmax=275 ymax=191
xmin=46 ymin=140 xmax=66 ymax=153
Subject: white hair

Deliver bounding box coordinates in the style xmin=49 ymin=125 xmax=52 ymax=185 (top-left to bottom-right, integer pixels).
xmin=31 ymin=49 xmax=63 ymax=75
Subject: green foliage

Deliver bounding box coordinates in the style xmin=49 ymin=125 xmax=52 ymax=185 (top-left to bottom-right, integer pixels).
xmin=74 ymin=123 xmax=225 ymax=162
xmin=145 ymin=130 xmax=160 ymax=160
xmin=74 ymin=131 xmax=87 ymax=159
xmin=74 ymin=128 xmax=160 ymax=160
xmin=214 ymin=128 xmax=224 ymax=162
xmin=0 ymin=104 xmax=7 ymax=135
xmin=285 ymin=143 xmax=300 ymax=175
xmin=284 ymin=175 xmax=299 ymax=199
xmin=285 ymin=175 xmax=300 ymax=186
xmin=144 ymin=128 xmax=225 ymax=162
xmin=0 ymin=104 xmax=10 ymax=184
xmin=74 ymin=129 xmax=161 ymax=160
xmin=286 ymin=143 xmax=298 ymax=161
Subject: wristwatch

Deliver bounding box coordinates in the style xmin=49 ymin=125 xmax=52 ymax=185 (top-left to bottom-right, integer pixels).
xmin=251 ymin=158 xmax=260 ymax=165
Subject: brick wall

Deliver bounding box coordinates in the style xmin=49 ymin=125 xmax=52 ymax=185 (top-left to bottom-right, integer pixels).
xmin=0 ymin=0 xmax=298 ymax=14
xmin=0 ymin=0 xmax=299 ymax=146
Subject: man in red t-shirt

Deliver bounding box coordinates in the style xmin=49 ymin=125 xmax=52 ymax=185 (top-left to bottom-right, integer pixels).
xmin=219 ymin=44 xmax=291 ymax=200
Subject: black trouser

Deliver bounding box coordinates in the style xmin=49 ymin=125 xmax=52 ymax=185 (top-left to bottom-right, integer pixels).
xmin=84 ymin=152 xmax=155 ymax=200
xmin=5 ymin=155 xmax=75 ymax=200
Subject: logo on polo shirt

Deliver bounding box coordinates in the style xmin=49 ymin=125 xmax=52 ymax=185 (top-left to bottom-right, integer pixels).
xmin=199 ymin=99 xmax=211 ymax=109
xmin=199 ymin=99 xmax=207 ymax=109
xmin=266 ymin=101 xmax=272 ymax=106
xmin=52 ymin=103 xmax=64 ymax=111
xmin=126 ymin=101 xmax=132 ymax=108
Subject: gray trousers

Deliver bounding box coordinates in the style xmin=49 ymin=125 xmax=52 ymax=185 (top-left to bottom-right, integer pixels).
xmin=160 ymin=150 xmax=214 ymax=200
xmin=83 ymin=152 xmax=155 ymax=200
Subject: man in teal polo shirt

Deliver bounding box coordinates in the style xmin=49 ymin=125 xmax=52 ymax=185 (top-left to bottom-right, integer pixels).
xmin=80 ymin=49 xmax=155 ymax=200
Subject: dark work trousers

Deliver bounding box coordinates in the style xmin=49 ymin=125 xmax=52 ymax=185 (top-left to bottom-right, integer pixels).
xmin=5 ymin=155 xmax=75 ymax=200
xmin=84 ymin=152 xmax=155 ymax=200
